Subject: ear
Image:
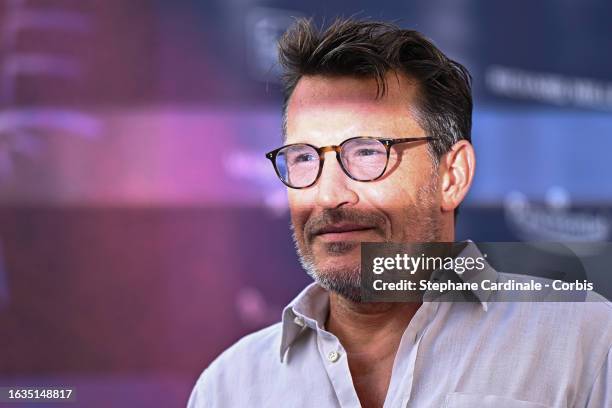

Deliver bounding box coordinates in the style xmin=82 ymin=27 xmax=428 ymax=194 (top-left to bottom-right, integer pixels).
xmin=439 ymin=140 xmax=475 ymax=214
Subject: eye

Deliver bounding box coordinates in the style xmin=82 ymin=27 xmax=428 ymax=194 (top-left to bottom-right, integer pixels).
xmin=355 ymin=148 xmax=384 ymax=157
xmin=293 ymin=153 xmax=317 ymax=163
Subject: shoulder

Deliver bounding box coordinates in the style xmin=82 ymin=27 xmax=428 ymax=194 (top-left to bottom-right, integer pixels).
xmin=498 ymin=271 xmax=611 ymax=303
xmin=497 ymin=271 xmax=612 ymax=316
xmin=202 ymin=321 xmax=283 ymax=379
xmin=492 ymin=272 xmax=612 ymax=353
xmin=187 ymin=322 xmax=283 ymax=408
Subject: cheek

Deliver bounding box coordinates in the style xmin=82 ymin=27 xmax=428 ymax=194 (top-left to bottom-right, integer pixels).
xmin=360 ymin=173 xmax=427 ymax=238
xmin=287 ymin=189 xmax=300 ymax=207
xmin=371 ymin=148 xmax=435 ymax=208
xmin=288 ymin=191 xmax=311 ymax=232
xmin=365 ymin=175 xmax=413 ymax=209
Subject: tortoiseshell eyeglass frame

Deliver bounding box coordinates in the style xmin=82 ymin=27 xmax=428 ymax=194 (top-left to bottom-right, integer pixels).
xmin=265 ymin=136 xmax=437 ymax=189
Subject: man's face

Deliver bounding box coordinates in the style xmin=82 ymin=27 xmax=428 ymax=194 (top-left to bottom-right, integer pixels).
xmin=285 ymin=73 xmax=443 ymax=301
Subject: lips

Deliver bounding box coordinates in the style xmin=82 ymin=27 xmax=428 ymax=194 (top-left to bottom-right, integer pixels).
xmin=313 ymin=223 xmax=375 ymax=237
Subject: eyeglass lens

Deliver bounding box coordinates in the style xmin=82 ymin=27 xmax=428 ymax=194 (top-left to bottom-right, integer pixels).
xmin=275 ymin=138 xmax=388 ymax=188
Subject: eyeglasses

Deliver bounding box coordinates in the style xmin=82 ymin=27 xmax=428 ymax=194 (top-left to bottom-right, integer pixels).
xmin=265 ymin=136 xmax=436 ymax=189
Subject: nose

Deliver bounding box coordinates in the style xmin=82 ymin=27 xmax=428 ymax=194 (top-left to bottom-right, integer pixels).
xmin=315 ymin=151 xmax=359 ymax=209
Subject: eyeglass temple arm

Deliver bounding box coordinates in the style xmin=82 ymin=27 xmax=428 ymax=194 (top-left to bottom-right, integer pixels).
xmin=384 ymin=136 xmax=436 ymax=147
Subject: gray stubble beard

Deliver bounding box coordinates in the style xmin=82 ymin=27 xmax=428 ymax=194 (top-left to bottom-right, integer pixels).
xmin=291 ymin=175 xmax=442 ymax=303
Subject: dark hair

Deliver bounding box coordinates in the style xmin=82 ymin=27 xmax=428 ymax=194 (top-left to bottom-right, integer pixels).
xmin=277 ymin=17 xmax=473 ymax=219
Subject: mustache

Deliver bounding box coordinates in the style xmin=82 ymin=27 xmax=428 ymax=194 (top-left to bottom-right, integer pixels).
xmin=304 ymin=208 xmax=387 ymax=243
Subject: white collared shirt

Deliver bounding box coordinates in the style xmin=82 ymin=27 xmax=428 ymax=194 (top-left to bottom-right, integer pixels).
xmin=188 ymin=261 xmax=612 ymax=407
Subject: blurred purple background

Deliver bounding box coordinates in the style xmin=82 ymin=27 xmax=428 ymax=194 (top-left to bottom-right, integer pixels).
xmin=0 ymin=0 xmax=611 ymax=406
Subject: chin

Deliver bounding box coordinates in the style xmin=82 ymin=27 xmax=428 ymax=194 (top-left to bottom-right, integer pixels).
xmin=311 ymin=243 xmax=361 ymax=272
xmin=315 ymin=267 xmax=363 ymax=303
xmin=315 ymin=240 xmax=361 ymax=257
xmin=313 ymin=258 xmax=361 ymax=282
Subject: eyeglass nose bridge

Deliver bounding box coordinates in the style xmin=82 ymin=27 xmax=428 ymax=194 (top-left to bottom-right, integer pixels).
xmin=318 ymin=145 xmax=341 ymax=155
xmin=317 ymin=145 xmax=343 ymax=168
xmin=317 ymin=144 xmax=355 ymax=181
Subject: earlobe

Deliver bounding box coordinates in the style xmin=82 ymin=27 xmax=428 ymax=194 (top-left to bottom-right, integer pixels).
xmin=439 ymin=141 xmax=475 ymax=213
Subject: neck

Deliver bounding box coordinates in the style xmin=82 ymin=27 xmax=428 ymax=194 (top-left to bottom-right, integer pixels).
xmin=326 ymin=292 xmax=421 ymax=354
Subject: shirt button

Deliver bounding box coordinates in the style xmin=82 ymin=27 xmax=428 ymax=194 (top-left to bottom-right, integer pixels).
xmin=327 ymin=351 xmax=340 ymax=363
xmin=293 ymin=316 xmax=305 ymax=327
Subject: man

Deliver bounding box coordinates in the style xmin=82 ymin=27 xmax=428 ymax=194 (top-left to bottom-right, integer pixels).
xmin=188 ymin=18 xmax=611 ymax=407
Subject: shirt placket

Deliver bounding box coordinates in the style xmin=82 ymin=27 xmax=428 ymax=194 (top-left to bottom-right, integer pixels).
xmin=383 ymin=301 xmax=441 ymax=408
xmin=316 ymin=328 xmax=362 ymax=408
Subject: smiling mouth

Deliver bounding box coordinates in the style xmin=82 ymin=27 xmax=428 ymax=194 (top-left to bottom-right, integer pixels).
xmin=313 ymin=224 xmax=376 ymax=242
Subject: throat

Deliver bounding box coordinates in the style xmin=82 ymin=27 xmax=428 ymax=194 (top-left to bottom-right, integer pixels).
xmin=348 ymin=346 xmax=398 ymax=408
xmin=325 ymin=293 xmax=422 ymax=408
xmin=326 ymin=292 xmax=421 ymax=352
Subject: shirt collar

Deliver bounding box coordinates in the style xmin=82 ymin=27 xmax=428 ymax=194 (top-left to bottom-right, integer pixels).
xmin=427 ymin=240 xmax=498 ymax=312
xmin=279 ymin=241 xmax=498 ymax=362
xmin=280 ymin=282 xmax=328 ymax=362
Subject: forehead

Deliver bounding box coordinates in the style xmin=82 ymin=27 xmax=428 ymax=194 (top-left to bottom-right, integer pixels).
xmin=285 ymin=73 xmax=424 ymax=145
